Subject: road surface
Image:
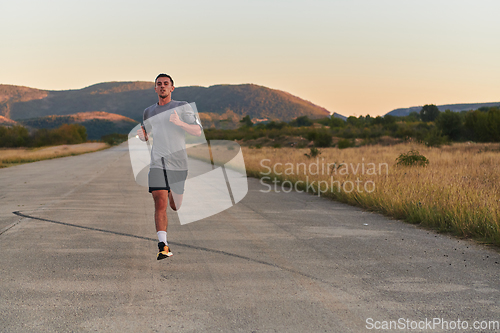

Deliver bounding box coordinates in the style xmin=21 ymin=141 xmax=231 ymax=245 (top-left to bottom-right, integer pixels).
xmin=1 ymin=144 xmax=499 ymax=332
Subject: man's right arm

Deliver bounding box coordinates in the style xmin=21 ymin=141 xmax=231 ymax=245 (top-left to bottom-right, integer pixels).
xmin=137 ymin=125 xmax=148 ymax=141
xmin=138 ymin=108 xmax=150 ymax=141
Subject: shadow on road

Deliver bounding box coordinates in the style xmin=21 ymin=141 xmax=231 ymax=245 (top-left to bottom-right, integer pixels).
xmin=12 ymin=211 xmax=329 ymax=284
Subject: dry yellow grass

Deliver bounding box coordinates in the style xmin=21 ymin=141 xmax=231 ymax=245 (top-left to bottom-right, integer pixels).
xmin=0 ymin=142 xmax=109 ymax=167
xmin=241 ymin=142 xmax=500 ymax=246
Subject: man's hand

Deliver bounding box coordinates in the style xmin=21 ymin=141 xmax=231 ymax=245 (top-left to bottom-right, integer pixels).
xmin=170 ymin=110 xmax=202 ymax=136
xmin=137 ymin=127 xmax=148 ymax=141
xmin=169 ymin=110 xmax=183 ymax=126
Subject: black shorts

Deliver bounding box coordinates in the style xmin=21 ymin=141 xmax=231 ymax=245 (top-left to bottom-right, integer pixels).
xmin=148 ymin=168 xmax=188 ymax=194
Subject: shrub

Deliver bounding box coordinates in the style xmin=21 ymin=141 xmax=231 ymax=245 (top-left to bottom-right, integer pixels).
xmin=423 ymin=128 xmax=447 ymax=147
xmin=313 ymin=132 xmax=332 ymax=147
xmin=396 ymin=150 xmax=429 ymax=167
xmin=337 ymin=138 xmax=354 ymax=149
xmin=304 ymin=147 xmax=321 ymax=158
xmin=290 ymin=116 xmax=313 ymax=127
xmin=330 ymin=117 xmax=345 ymax=128
xmin=0 ymin=125 xmax=30 ymax=147
xmin=32 ymin=124 xmax=87 ymax=147
xmin=101 ymin=133 xmax=128 ymax=145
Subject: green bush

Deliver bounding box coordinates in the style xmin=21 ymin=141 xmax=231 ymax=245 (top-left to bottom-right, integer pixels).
xmin=290 ymin=116 xmax=313 ymax=127
xmin=101 ymin=133 xmax=128 ymax=145
xmin=1 ymin=124 xmax=87 ymax=147
xmin=306 ymin=130 xmax=332 ymax=147
xmin=423 ymin=128 xmax=447 ymax=147
xmin=314 ymin=132 xmax=332 ymax=147
xmin=396 ymin=150 xmax=429 ymax=167
xmin=337 ymin=138 xmax=354 ymax=149
xmin=0 ymin=125 xmax=30 ymax=147
xmin=304 ymin=147 xmax=321 ymax=158
xmin=32 ymin=124 xmax=87 ymax=147
xmin=330 ymin=117 xmax=345 ymax=128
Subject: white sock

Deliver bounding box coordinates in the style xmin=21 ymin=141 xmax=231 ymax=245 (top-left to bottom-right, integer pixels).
xmin=157 ymin=231 xmax=167 ymax=245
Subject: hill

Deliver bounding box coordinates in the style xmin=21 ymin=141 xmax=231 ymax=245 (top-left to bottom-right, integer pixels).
xmin=0 ymin=85 xmax=48 ymax=119
xmin=20 ymin=112 xmax=138 ymax=140
xmin=0 ymin=115 xmax=18 ymax=126
xmin=171 ymin=84 xmax=330 ymax=121
xmin=386 ymin=102 xmax=500 ymax=117
xmin=0 ymin=82 xmax=331 ymax=124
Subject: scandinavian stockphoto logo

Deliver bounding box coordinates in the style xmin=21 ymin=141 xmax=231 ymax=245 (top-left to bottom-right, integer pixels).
xmin=127 ymin=102 xmax=248 ymax=225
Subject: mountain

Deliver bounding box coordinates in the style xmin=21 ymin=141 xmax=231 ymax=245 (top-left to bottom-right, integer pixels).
xmin=19 ymin=112 xmax=138 ymax=140
xmin=171 ymin=84 xmax=331 ymax=121
xmin=0 ymin=85 xmax=48 ymax=119
xmin=0 ymin=82 xmax=331 ymax=123
xmin=0 ymin=115 xmax=18 ymax=126
xmin=386 ymin=102 xmax=500 ymax=117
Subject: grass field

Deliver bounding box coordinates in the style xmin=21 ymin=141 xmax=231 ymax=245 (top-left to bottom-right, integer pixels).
xmin=241 ymin=142 xmax=500 ymax=247
xmin=0 ymin=142 xmax=109 ymax=168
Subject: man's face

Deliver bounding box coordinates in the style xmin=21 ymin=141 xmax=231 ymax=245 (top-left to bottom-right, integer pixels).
xmin=155 ymin=77 xmax=174 ymax=99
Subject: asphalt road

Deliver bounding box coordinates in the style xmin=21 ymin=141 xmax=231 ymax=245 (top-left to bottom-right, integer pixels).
xmin=1 ymin=144 xmax=499 ymax=332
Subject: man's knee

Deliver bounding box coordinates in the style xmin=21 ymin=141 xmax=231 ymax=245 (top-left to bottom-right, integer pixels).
xmin=152 ymin=191 xmax=168 ymax=210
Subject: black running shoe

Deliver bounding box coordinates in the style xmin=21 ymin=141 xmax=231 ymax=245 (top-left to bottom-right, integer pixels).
xmin=157 ymin=242 xmax=173 ymax=260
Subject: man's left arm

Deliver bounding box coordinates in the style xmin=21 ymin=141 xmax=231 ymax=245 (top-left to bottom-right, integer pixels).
xmin=170 ymin=110 xmax=202 ymax=137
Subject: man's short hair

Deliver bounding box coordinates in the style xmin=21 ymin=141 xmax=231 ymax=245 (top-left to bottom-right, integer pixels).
xmin=155 ymin=73 xmax=174 ymax=86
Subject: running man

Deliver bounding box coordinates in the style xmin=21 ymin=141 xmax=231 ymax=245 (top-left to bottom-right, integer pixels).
xmin=137 ymin=73 xmax=202 ymax=260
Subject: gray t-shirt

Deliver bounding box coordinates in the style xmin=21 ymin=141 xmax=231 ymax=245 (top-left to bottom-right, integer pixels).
xmin=142 ymin=100 xmax=202 ymax=170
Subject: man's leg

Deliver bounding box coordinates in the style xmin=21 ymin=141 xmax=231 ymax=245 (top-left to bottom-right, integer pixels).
xmin=152 ymin=190 xmax=172 ymax=259
xmin=166 ymin=170 xmax=187 ymax=211
xmin=168 ymin=191 xmax=183 ymax=211
xmin=152 ymin=190 xmax=168 ymax=232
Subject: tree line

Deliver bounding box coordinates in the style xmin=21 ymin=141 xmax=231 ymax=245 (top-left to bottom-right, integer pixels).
xmin=206 ymin=105 xmax=500 ymax=147
xmin=0 ymin=124 xmax=87 ymax=148
xmin=2 ymin=105 xmax=498 ymax=148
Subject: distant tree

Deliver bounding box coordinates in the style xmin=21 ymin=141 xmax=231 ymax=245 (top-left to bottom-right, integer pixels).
xmin=330 ymin=116 xmax=345 ymax=128
xmin=265 ymin=121 xmax=286 ymax=130
xmin=290 ymin=116 xmax=313 ymax=127
xmin=306 ymin=130 xmax=332 ymax=147
xmin=32 ymin=124 xmax=87 ymax=147
xmin=346 ymin=116 xmax=360 ymax=127
xmin=101 ymin=133 xmax=128 ymax=145
xmin=383 ymin=115 xmax=397 ymax=124
xmin=315 ymin=117 xmax=331 ymax=126
xmin=435 ymin=110 xmax=463 ymax=141
xmin=407 ymin=112 xmax=421 ymax=122
xmin=424 ymin=128 xmax=447 ymax=147
xmin=420 ymin=104 xmax=440 ymax=122
xmin=239 ymin=115 xmax=253 ymax=128
xmin=337 ymin=138 xmax=354 ymax=149
xmin=464 ymin=110 xmax=487 ymax=141
xmin=464 ymin=107 xmax=500 ymax=142
xmin=0 ymin=125 xmax=30 ymax=147
xmin=372 ymin=116 xmax=384 ymax=125
xmin=486 ymin=108 xmax=500 ymax=142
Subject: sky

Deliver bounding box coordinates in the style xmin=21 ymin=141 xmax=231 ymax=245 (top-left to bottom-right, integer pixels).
xmin=1 ymin=0 xmax=499 ymax=117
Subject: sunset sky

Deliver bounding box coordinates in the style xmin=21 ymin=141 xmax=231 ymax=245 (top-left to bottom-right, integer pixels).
xmin=1 ymin=0 xmax=499 ymax=117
